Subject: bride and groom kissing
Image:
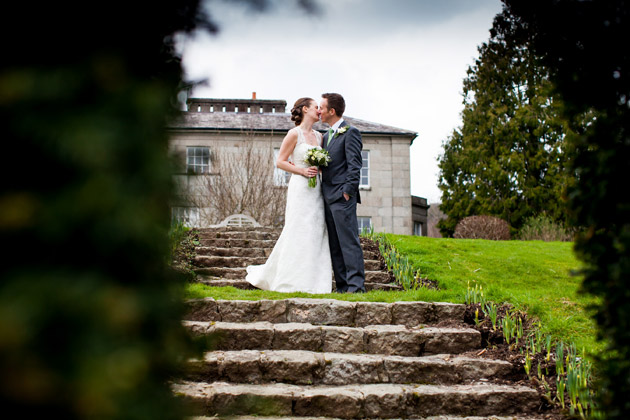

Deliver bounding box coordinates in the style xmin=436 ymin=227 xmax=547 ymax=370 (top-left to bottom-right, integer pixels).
xmin=246 ymin=93 xmax=366 ymax=294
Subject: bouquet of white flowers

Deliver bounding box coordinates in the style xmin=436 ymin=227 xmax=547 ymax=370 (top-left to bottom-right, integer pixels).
xmin=303 ymin=146 xmax=331 ymax=188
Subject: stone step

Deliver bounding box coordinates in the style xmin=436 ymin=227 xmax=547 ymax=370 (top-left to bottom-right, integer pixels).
xmin=196 ymin=247 xmax=273 ymax=258
xmin=193 ymin=255 xmax=382 ymax=271
xmin=196 ymin=242 xmax=381 ymax=257
xmin=198 ymin=238 xmax=277 ymax=249
xmin=194 ymin=267 xmax=391 ymax=282
xmin=184 ymin=321 xmax=480 ymax=356
xmin=362 ymin=249 xmax=379 ymax=260
xmin=174 ymin=381 xmax=539 ymax=418
xmin=197 ymin=231 xmax=281 ymax=240
xmin=194 ymin=255 xmax=268 ymax=268
xmin=195 ymin=278 xmax=259 ymax=290
xmin=366 ymin=270 xmax=390 ymax=283
xmin=195 ymin=266 xmax=247 ymax=279
xmin=363 ymin=260 xmax=384 ymax=271
xmin=349 ymin=282 xmax=401 ymax=291
xmin=197 ymin=226 xmax=280 ymax=233
xmin=195 ymin=278 xmax=401 ymax=292
xmin=184 ymin=298 xmax=465 ymax=327
xmin=183 ymin=350 xmax=513 ymax=386
xmin=190 ymin=417 xmax=547 ymax=420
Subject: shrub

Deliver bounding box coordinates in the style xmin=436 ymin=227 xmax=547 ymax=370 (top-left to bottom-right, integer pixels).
xmin=519 ymin=214 xmax=574 ymax=242
xmin=453 ymin=215 xmax=511 ymax=240
xmin=170 ymin=225 xmax=199 ymax=280
xmin=170 ymin=222 xmax=192 ymax=255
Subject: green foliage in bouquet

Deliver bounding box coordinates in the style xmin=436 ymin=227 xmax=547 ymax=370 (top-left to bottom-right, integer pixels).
xmin=303 ymin=147 xmax=331 ymax=188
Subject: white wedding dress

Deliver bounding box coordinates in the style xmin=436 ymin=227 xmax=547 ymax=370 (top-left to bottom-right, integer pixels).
xmin=245 ymin=127 xmax=332 ymax=294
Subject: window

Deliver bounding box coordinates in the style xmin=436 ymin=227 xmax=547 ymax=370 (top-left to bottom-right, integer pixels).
xmin=235 ymin=106 xmax=239 ymax=113
xmin=360 ymin=150 xmax=370 ymax=188
xmin=210 ymin=105 xmax=214 ymax=112
xmin=357 ymin=217 xmax=372 ymax=235
xmin=414 ymin=222 xmax=423 ymax=236
xmin=171 ymin=207 xmax=200 ymax=228
xmin=273 ymin=148 xmax=291 ymax=186
xmin=187 ymin=146 xmax=210 ymax=174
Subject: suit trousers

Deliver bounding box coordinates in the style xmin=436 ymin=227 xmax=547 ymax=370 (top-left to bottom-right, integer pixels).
xmin=323 ymin=195 xmax=366 ymax=293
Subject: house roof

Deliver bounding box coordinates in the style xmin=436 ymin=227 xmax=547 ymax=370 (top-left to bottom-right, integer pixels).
xmin=167 ymin=111 xmax=418 ymax=140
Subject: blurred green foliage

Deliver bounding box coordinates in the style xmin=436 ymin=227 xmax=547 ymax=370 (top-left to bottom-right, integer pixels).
xmin=504 ymin=1 xmax=630 ymax=418
xmin=0 ymin=2 xmax=215 ymax=418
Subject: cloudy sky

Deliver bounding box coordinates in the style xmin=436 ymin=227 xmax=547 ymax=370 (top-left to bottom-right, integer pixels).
xmin=177 ymin=0 xmax=504 ymax=203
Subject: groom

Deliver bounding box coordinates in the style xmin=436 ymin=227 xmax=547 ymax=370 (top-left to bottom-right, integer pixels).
xmin=320 ymin=93 xmax=366 ymax=293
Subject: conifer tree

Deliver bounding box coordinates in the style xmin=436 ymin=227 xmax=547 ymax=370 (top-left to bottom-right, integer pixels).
xmin=438 ymin=7 xmax=575 ymax=236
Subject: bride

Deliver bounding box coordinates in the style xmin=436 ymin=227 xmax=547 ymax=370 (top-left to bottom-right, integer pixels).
xmin=245 ymin=97 xmax=333 ymax=293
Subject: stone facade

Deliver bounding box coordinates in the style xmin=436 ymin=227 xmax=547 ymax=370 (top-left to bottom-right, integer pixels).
xmin=167 ymin=96 xmax=428 ymax=235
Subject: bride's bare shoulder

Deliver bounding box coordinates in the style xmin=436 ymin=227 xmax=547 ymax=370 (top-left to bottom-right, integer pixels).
xmin=281 ymin=127 xmax=299 ymax=143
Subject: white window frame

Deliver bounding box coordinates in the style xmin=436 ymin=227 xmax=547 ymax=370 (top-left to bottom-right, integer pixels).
xmin=357 ymin=216 xmax=372 ymax=235
xmin=273 ymin=148 xmax=291 ymax=186
xmin=414 ymin=222 xmax=423 ymax=236
xmin=360 ymin=150 xmax=370 ymax=188
xmin=186 ymin=146 xmax=210 ymax=174
xmin=172 ymin=207 xmax=200 ymax=228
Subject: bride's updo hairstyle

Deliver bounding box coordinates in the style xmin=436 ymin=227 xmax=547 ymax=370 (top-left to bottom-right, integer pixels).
xmin=290 ymin=97 xmax=314 ymax=126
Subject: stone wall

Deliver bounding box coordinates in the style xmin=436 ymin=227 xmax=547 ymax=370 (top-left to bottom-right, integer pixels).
xmin=169 ymin=130 xmax=413 ymax=234
xmin=358 ymin=136 xmax=412 ymax=235
xmin=187 ymin=97 xmax=287 ymax=114
xmin=169 ymin=131 xmax=282 ymax=227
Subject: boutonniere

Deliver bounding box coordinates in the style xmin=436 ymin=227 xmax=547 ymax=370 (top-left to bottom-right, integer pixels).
xmin=335 ymin=126 xmax=349 ymax=137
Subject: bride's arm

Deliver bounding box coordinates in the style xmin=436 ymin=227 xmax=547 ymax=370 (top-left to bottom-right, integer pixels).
xmin=276 ymin=129 xmax=316 ymax=177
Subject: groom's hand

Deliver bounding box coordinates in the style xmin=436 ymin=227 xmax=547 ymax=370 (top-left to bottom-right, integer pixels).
xmin=343 ymin=193 xmax=350 ymax=201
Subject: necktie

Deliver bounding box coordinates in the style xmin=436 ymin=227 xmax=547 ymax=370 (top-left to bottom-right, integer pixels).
xmin=326 ymin=128 xmax=334 ymax=148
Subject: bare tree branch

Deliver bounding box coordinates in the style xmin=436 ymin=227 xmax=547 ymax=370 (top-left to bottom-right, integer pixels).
xmin=181 ymin=133 xmax=288 ymax=227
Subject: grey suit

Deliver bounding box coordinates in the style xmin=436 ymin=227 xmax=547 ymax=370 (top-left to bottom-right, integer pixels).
xmin=321 ymin=121 xmax=366 ymax=293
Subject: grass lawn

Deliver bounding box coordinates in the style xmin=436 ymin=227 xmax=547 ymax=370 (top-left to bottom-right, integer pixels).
xmin=185 ymin=235 xmax=602 ymax=355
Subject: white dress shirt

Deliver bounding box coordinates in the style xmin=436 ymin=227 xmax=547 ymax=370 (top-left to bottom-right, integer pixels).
xmin=330 ymin=118 xmax=345 ymax=135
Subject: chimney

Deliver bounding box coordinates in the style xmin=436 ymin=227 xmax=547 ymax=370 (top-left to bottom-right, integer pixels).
xmin=252 ymin=91 xmax=257 ymax=100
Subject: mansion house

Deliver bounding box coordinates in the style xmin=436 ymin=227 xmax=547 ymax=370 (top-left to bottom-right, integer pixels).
xmin=167 ymin=94 xmax=428 ymax=236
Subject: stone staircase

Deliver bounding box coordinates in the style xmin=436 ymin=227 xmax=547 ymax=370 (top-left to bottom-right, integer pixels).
xmin=192 ymin=227 xmax=401 ymax=291
xmin=174 ymin=298 xmax=542 ymax=419
xmin=175 ymin=226 xmax=544 ymax=419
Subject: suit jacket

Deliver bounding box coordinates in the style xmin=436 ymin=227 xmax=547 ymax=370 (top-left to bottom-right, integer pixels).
xmin=321 ymin=121 xmax=362 ymax=204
